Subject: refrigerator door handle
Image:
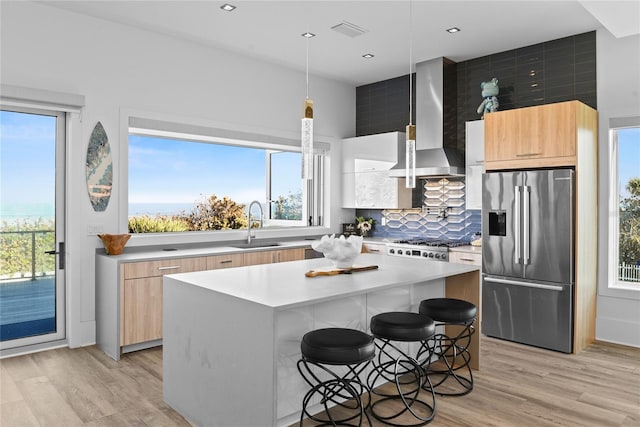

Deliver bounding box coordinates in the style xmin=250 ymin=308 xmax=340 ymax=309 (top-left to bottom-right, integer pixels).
xmin=484 ymin=276 xmax=565 ymax=291
xmin=523 ymin=185 xmax=531 ymax=265
xmin=514 ymin=185 xmax=521 ymax=264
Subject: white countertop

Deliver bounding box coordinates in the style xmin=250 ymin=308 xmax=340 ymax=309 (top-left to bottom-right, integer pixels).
xmin=165 ymin=253 xmax=478 ymax=311
xmin=96 ymin=239 xmax=315 ymax=262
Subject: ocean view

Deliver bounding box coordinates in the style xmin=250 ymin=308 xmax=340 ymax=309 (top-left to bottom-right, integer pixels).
xmin=0 ymin=202 xmax=200 ymax=224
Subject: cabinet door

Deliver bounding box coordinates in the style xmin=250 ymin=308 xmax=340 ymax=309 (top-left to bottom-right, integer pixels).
xmin=207 ymin=253 xmax=244 ymax=270
xmin=244 ymin=250 xmax=276 ymax=266
xmin=277 ymin=248 xmax=305 ymax=262
xmin=485 ymin=102 xmax=578 ymax=169
xmin=465 ymin=121 xmax=484 ymax=210
xmin=123 ymin=277 xmax=162 ymax=345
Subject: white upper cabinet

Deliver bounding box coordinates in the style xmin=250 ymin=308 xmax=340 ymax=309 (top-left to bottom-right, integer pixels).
xmin=465 ymin=120 xmax=484 ymax=210
xmin=341 ymin=132 xmax=412 ymax=209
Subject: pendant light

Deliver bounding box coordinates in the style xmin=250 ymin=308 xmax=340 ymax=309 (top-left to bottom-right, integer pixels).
xmin=405 ymin=1 xmax=416 ymax=189
xmin=301 ymin=31 xmax=315 ymax=181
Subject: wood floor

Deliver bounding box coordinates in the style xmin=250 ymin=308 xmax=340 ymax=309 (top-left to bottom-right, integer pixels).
xmin=1 ymin=337 xmax=638 ymax=426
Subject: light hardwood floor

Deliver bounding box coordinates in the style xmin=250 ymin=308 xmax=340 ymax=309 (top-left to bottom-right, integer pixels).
xmin=1 ymin=337 xmax=638 ymax=426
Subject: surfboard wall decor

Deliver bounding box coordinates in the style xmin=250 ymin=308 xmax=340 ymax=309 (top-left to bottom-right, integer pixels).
xmin=86 ymin=121 xmax=112 ymax=212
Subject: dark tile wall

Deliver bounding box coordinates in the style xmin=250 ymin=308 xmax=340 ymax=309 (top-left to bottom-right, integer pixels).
xmin=356 ymin=31 xmax=597 ymax=152
xmin=356 ymin=74 xmax=416 ymax=136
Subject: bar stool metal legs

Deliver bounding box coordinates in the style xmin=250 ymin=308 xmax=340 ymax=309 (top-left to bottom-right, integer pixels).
xmin=298 ymin=328 xmax=375 ymax=426
xmin=419 ymin=298 xmax=477 ymax=397
xmin=367 ymin=312 xmax=436 ymax=426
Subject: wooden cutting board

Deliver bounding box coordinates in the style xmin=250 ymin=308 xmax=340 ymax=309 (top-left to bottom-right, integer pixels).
xmin=305 ymin=265 xmax=379 ymax=277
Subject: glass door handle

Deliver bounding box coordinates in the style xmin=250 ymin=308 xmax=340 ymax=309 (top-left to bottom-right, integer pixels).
xmin=44 ymin=242 xmax=65 ymax=269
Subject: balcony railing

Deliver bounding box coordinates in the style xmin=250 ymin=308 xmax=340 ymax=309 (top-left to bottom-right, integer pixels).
xmin=0 ymin=229 xmax=55 ymax=281
xmin=619 ymin=262 xmax=640 ymax=283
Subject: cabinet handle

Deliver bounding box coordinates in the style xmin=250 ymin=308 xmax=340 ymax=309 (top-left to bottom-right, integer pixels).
xmin=459 ymin=258 xmax=476 ymax=262
xmin=515 ymin=153 xmax=542 ymax=157
xmin=368 ymin=249 xmax=380 ymax=253
xmin=220 ymin=260 xmax=233 ymax=264
xmin=158 ymin=265 xmax=181 ymax=271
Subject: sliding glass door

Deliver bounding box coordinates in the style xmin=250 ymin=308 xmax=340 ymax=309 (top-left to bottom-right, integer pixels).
xmin=0 ymin=107 xmax=66 ymax=350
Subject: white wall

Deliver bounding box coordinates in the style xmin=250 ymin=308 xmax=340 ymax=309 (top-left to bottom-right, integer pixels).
xmin=1 ymin=1 xmax=355 ymax=347
xmin=595 ymin=29 xmax=640 ymax=347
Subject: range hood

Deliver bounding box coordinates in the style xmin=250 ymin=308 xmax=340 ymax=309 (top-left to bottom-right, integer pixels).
xmin=389 ymin=57 xmax=464 ymax=178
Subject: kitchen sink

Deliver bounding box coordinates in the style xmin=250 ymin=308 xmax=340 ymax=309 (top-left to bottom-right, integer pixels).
xmin=229 ymin=242 xmax=281 ymax=249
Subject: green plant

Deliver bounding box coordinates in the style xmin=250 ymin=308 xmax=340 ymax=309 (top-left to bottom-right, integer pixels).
xmin=620 ymin=177 xmax=640 ymax=266
xmin=0 ymin=218 xmax=55 ymax=278
xmin=185 ymin=195 xmax=248 ymax=231
xmin=128 ymin=215 xmax=189 ymax=233
xmin=271 ymin=190 xmax=302 ymax=220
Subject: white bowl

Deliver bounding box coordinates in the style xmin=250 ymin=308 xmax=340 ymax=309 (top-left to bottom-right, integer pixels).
xmin=311 ymin=234 xmax=363 ymax=269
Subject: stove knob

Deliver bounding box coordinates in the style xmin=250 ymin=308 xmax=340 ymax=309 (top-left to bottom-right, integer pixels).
xmin=422 ymin=252 xmax=429 ymax=258
xmin=389 ymin=249 xmax=395 ymax=254
xmin=406 ymin=252 xmax=411 ymax=256
xmin=428 ymin=253 xmax=434 ymax=258
xmin=397 ymin=250 xmax=403 ymax=255
xmin=441 ymin=253 xmax=448 ymax=261
xmin=435 ymin=253 xmax=441 ymax=259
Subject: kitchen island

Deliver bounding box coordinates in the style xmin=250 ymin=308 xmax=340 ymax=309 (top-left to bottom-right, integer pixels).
xmin=163 ymin=253 xmax=480 ymax=427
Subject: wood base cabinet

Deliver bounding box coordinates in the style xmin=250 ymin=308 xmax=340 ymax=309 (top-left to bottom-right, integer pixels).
xmin=244 ymin=248 xmax=305 ymax=266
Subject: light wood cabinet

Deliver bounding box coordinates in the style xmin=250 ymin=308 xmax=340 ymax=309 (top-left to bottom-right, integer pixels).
xmin=244 ymin=248 xmax=305 ymax=266
xmin=120 ymin=256 xmax=207 ymax=347
xmin=123 ymin=277 xmax=163 ymax=345
xmin=448 ymin=251 xmax=482 ymax=266
xmin=484 ymin=101 xmax=596 ymax=170
xmin=207 ymin=253 xmax=244 ymax=270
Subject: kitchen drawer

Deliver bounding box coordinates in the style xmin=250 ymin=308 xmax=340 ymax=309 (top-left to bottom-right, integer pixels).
xmin=362 ymin=242 xmax=386 ymax=255
xmin=207 ymin=253 xmax=244 ymax=270
xmin=449 ymin=251 xmax=482 ymax=266
xmin=123 ymin=256 xmax=207 ymax=279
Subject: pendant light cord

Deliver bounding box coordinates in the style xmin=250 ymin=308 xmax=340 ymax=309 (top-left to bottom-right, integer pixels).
xmin=409 ymin=0 xmax=413 ymax=125
xmin=306 ymin=34 xmax=309 ymax=99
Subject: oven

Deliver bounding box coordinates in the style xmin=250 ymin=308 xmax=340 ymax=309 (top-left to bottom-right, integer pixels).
xmin=385 ymin=239 xmax=471 ymax=262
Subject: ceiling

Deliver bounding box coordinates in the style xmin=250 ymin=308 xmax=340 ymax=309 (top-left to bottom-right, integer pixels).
xmin=42 ymin=1 xmax=639 ymax=86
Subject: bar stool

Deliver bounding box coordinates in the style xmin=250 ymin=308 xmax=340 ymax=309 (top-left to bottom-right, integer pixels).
xmin=297 ymin=328 xmax=375 ymax=426
xmin=367 ymin=312 xmax=437 ymax=426
xmin=418 ymin=298 xmax=477 ymax=396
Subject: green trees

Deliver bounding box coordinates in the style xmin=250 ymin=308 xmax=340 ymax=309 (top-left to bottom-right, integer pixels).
xmin=620 ymin=177 xmax=640 ymax=267
xmin=271 ymin=190 xmax=302 ymax=221
xmin=128 ymin=195 xmax=248 ymax=233
xmin=0 ymin=218 xmax=55 ymax=278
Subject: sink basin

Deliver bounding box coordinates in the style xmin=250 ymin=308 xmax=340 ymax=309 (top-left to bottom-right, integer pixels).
xmin=229 ymin=242 xmax=281 ymax=249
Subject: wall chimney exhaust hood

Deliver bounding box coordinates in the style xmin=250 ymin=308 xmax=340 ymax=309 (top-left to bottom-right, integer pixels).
xmin=389 ymin=57 xmax=464 ymax=178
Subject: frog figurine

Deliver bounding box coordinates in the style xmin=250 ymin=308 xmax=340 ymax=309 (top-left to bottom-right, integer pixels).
xmin=476 ymin=77 xmax=499 ymax=118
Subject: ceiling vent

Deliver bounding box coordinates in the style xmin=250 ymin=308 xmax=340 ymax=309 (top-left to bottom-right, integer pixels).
xmin=330 ymin=21 xmax=368 ymax=38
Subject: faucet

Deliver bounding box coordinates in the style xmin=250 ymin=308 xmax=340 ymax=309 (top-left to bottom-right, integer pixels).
xmin=247 ymin=200 xmax=264 ymax=245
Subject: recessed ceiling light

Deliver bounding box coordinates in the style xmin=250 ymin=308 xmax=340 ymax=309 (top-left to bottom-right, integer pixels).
xmin=446 ymin=27 xmax=461 ymax=33
xmin=362 ymin=53 xmax=375 ymax=59
xmin=301 ymin=32 xmax=316 ymax=38
xmin=220 ymin=4 xmax=236 ymax=12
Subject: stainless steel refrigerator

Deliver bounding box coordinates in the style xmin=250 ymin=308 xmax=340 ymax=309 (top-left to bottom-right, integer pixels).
xmin=482 ymin=169 xmax=574 ymax=353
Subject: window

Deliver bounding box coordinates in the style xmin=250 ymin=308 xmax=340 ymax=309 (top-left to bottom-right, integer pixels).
xmin=609 ymin=119 xmax=640 ymax=289
xmin=127 ymin=123 xmax=324 ymax=233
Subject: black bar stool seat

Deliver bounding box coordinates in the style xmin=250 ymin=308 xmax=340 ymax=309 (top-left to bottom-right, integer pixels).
xmin=419 ymin=298 xmax=477 ymax=397
xmin=298 ymin=328 xmax=375 ymax=426
xmin=368 ymin=312 xmax=437 ymax=426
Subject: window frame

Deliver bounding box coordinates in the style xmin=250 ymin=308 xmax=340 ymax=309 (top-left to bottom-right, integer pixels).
xmin=122 ymin=111 xmax=329 ymax=239
xmin=606 ymin=116 xmax=640 ymax=298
